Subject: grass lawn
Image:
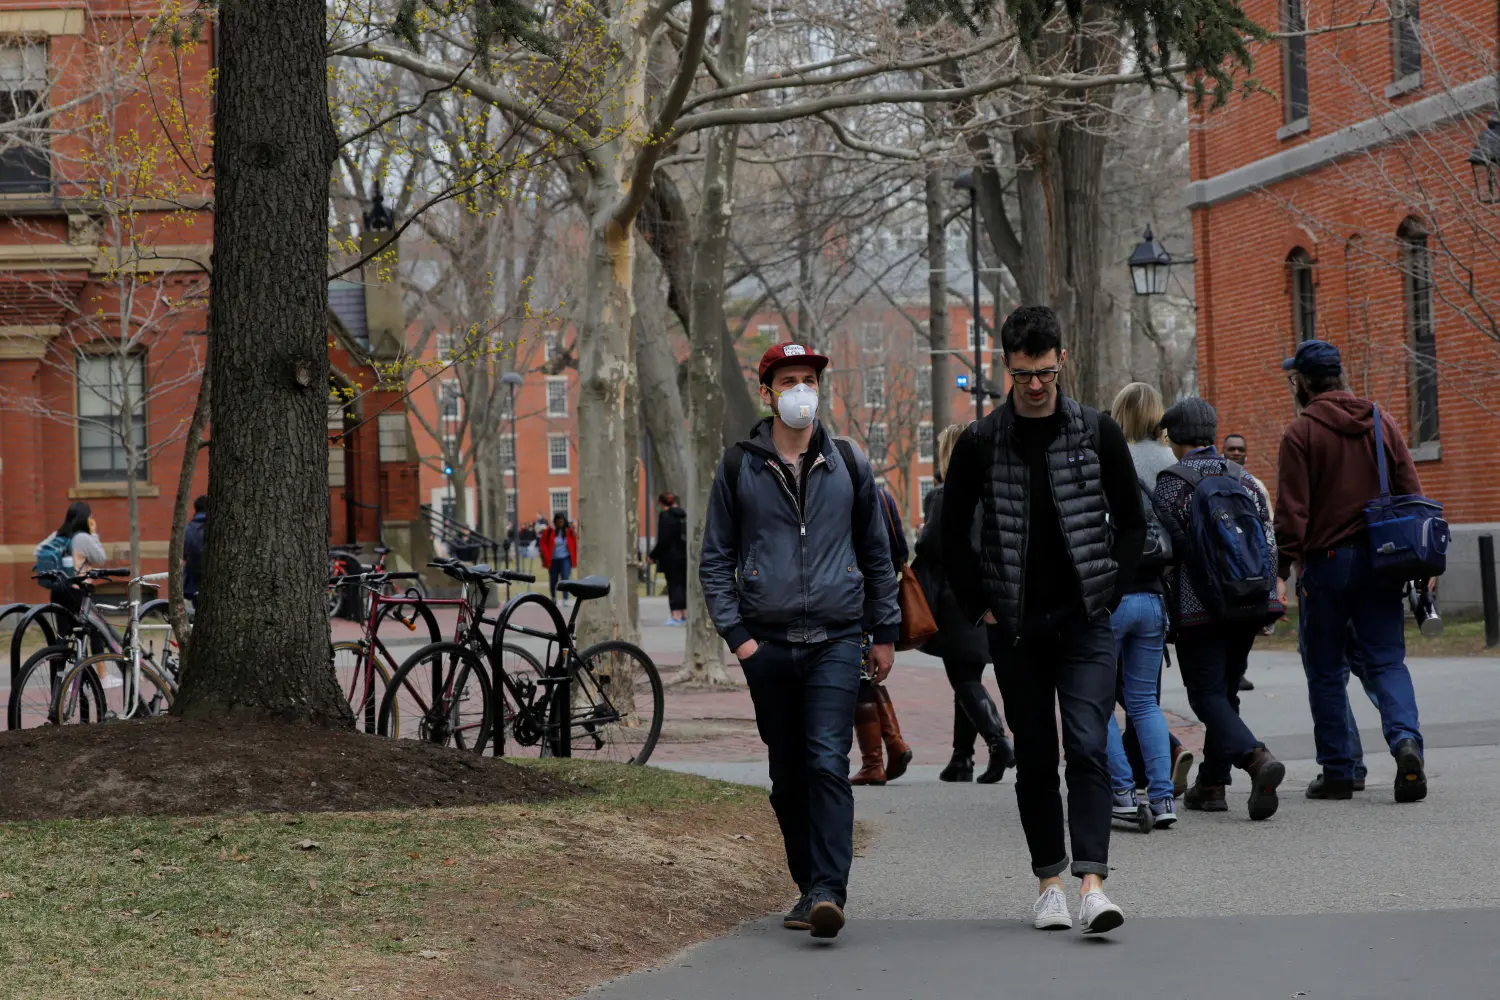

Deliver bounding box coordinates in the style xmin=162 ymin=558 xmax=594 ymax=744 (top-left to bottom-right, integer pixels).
xmin=1255 ymin=606 xmax=1498 ymax=657
xmin=0 ymin=761 xmax=785 ymax=1000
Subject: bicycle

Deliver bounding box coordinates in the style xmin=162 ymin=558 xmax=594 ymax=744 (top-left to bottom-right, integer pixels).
xmin=328 ymin=542 xmax=426 ymax=621
xmin=377 ymin=574 xmax=664 ymax=764
xmin=9 ymin=570 xmax=179 ymax=729
xmin=342 ymin=559 xmax=542 ymax=739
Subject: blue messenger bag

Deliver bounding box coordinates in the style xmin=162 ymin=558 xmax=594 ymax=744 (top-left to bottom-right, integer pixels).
xmin=1363 ymin=402 xmax=1449 ymax=581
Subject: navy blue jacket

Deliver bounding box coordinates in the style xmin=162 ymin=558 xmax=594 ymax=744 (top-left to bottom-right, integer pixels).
xmin=183 ymin=512 xmax=206 ymax=599
xmin=700 ymin=419 xmax=901 ymax=650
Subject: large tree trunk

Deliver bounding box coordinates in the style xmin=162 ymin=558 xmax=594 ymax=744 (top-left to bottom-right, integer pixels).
xmin=173 ymin=0 xmax=350 ymax=725
xmin=718 ymin=320 xmax=757 ymax=443
xmin=683 ymin=0 xmax=750 ymax=685
xmin=632 ymin=247 xmax=690 ymax=498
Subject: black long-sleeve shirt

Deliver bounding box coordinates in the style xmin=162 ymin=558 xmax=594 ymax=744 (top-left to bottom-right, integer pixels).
xmin=941 ymin=403 xmax=1146 ymax=634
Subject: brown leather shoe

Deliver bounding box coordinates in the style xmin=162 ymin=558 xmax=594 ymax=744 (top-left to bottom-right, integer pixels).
xmin=1240 ymin=746 xmax=1286 ymax=821
xmin=850 ymin=700 xmax=886 ymax=785
xmin=871 ymin=683 xmax=912 ymax=781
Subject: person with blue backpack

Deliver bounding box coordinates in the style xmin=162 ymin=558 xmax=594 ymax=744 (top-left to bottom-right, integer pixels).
xmin=32 ymin=501 xmax=109 ymax=615
xmin=1155 ymin=398 xmax=1288 ymax=821
xmin=1275 ymin=339 xmax=1438 ymax=803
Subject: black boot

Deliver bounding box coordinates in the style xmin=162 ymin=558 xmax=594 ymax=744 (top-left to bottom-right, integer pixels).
xmin=939 ymin=750 xmax=975 ymax=782
xmin=965 ymin=693 xmax=1014 ymax=785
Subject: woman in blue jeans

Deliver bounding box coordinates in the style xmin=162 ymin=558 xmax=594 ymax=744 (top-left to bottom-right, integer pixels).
xmin=1105 ymin=384 xmax=1179 ymax=831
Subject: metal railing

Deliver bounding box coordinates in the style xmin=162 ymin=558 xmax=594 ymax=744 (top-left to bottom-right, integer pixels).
xmin=420 ymin=503 xmax=502 ymax=566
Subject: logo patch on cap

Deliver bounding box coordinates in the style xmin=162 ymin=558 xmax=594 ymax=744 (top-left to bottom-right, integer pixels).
xmin=783 ymin=344 xmax=806 ymax=356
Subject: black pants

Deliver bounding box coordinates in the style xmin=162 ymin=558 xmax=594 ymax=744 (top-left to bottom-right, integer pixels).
xmin=662 ymin=565 xmax=687 ymax=612
xmin=1175 ymin=627 xmax=1262 ymax=786
xmin=990 ymin=615 xmax=1115 ymax=880
xmin=943 ymin=658 xmax=1001 ymax=752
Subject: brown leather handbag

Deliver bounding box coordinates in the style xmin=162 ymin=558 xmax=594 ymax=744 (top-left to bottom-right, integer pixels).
xmin=882 ymin=499 xmax=937 ymax=650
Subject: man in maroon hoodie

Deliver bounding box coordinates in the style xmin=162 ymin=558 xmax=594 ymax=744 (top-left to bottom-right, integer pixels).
xmin=1275 ymin=339 xmax=1427 ymax=803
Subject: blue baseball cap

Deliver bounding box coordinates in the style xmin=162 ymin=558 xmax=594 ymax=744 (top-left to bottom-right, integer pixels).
xmin=1282 ymin=339 xmax=1342 ymax=377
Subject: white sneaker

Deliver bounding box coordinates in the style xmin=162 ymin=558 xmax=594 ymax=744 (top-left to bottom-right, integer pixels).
xmin=1079 ymin=890 xmax=1125 ymax=934
xmin=1032 ymin=886 xmax=1072 ymax=930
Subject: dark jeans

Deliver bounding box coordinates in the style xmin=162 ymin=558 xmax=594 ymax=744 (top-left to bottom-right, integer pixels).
xmin=1299 ymin=543 xmax=1423 ymax=781
xmin=1175 ymin=626 xmax=1262 ymax=786
xmin=663 ymin=566 xmax=687 ymax=612
xmin=990 ymin=615 xmax=1115 ymax=880
xmin=740 ymin=637 xmax=862 ymax=905
xmin=548 ymin=557 xmax=573 ymax=599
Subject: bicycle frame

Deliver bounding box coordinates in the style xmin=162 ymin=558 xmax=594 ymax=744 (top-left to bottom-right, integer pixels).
xmin=484 ymin=592 xmax=584 ymax=758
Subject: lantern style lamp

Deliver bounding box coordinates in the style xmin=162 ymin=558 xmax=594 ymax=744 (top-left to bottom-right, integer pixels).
xmin=1469 ymin=118 xmax=1500 ymax=205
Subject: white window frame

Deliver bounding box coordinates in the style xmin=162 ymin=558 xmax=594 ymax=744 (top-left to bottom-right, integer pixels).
xmin=919 ymin=476 xmax=936 ymax=511
xmin=863 ymin=366 xmax=886 ymax=409
xmin=549 ymin=488 xmax=572 ymax=520
xmin=328 ymin=403 xmax=346 ymax=488
xmin=916 ymin=365 xmax=932 ymax=408
xmin=859 ymin=321 xmax=884 ymax=353
xmin=867 ymin=422 xmax=887 ymax=462
xmin=77 ymin=352 xmax=148 ymax=483
xmin=498 ymin=435 xmax=516 ymax=470
xmin=546 ymin=375 xmax=569 ymax=418
xmin=917 ymin=421 xmax=933 ymax=463
xmin=547 ymin=433 xmax=570 ymax=474
xmin=377 ymin=412 xmax=408 ymax=463
xmin=966 ymin=318 xmax=992 ymax=354
xmin=542 ymin=330 xmax=559 ymax=361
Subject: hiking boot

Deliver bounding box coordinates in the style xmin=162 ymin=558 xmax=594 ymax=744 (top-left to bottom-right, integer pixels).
xmin=850 ymin=701 xmax=886 ymax=786
xmin=1150 ymin=796 xmax=1178 ymax=829
xmin=783 ymin=893 xmax=813 ymax=930
xmin=1079 ymin=890 xmax=1125 ymax=934
xmin=807 ymin=895 xmax=845 ymax=939
xmin=1112 ymin=789 xmax=1153 ymax=833
xmin=1184 ymin=781 xmax=1227 ymax=812
xmin=1393 ymin=738 xmax=1427 ymax=803
xmin=1241 ymin=747 xmax=1286 ymax=821
xmin=872 ymin=684 xmax=912 ymax=781
xmin=1305 ymin=773 xmax=1355 ymax=800
xmin=1171 ymin=747 xmax=1195 ymax=798
xmin=1238 ymin=674 xmax=1255 ymax=692
xmin=938 ymin=750 xmax=974 ymax=783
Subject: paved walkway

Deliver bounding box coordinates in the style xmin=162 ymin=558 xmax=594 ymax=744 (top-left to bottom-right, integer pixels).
xmin=583 ymin=608 xmax=1500 ymax=998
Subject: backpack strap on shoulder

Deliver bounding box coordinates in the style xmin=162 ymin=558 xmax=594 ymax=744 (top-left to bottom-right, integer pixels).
xmin=1162 ymin=462 xmax=1204 ymax=488
xmin=833 ymin=438 xmax=873 ymax=543
xmin=722 ymin=443 xmax=745 ymax=518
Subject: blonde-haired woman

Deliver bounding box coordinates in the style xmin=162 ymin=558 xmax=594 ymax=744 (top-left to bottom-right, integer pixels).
xmin=1105 ymin=382 xmax=1186 ymax=830
xmin=913 ymin=423 xmax=1014 ymax=783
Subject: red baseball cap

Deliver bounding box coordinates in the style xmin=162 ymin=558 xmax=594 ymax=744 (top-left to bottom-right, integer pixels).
xmin=757 ymin=342 xmax=829 ymax=384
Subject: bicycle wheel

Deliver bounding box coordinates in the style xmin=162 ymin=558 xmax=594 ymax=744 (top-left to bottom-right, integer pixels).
xmin=8 ymin=644 xmax=102 ymax=729
xmin=136 ymin=604 xmax=179 ymax=684
xmin=332 ymin=640 xmax=396 ymax=735
xmin=55 ymin=654 xmax=175 ymax=722
xmin=488 ymin=643 xmax=550 ymax=758
xmin=569 ymin=640 xmax=664 ymax=764
xmin=377 ymin=641 xmax=492 ymax=752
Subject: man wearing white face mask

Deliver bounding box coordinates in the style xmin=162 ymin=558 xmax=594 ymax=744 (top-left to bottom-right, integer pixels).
xmin=701 ymin=342 xmax=901 ymax=941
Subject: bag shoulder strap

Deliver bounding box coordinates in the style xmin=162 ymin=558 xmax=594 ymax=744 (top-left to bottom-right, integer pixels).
xmin=1370 ymin=402 xmax=1392 ymax=498
xmin=1162 ymin=462 xmax=1204 ymax=488
xmin=722 ymin=443 xmax=745 ymax=517
xmin=833 ymin=438 xmax=872 ymax=545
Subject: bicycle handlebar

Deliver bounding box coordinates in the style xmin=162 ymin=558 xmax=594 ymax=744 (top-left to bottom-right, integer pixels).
xmin=386 ymin=571 xmax=421 ymax=581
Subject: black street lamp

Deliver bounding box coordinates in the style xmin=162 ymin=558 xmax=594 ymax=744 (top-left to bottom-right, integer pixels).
xmin=502 ymin=370 xmax=523 ymax=568
xmin=953 ymin=170 xmax=987 ymax=420
xmin=1468 ymin=118 xmax=1500 ymax=204
xmin=1128 ymin=226 xmax=1195 ymax=296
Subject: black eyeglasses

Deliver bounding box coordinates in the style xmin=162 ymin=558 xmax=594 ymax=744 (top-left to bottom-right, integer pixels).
xmin=1009 ymin=368 xmax=1060 ymax=385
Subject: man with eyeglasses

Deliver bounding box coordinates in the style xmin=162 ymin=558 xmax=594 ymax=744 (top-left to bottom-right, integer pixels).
xmin=941 ymin=305 xmax=1146 ymax=935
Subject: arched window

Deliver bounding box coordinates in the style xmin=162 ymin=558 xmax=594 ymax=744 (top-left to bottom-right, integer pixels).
xmin=1287 ymin=248 xmax=1317 ymax=342
xmin=1400 ymin=219 xmax=1439 ymax=446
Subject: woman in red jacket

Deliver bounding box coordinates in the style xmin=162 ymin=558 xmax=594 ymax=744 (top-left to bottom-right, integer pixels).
xmin=539 ymin=512 xmax=579 ymax=600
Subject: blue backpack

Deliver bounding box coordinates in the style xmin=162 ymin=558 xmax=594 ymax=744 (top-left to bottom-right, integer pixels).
xmin=1363 ymin=402 xmax=1448 ymax=581
xmin=32 ymin=533 xmax=74 ymax=586
xmin=1164 ymin=461 xmax=1272 ymax=623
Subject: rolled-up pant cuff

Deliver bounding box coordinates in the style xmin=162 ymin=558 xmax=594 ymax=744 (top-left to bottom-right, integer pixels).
xmin=1033 ymin=857 xmax=1069 ymax=879
xmin=1072 ymin=861 xmax=1110 ymax=879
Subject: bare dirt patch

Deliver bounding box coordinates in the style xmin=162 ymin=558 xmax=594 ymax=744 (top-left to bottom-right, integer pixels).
xmin=0 ymin=717 xmax=570 ymax=821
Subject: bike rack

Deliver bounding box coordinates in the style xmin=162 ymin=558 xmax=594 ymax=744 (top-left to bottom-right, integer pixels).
xmin=487 ymin=592 xmax=575 ymax=758
xmin=8 ymin=602 xmax=76 ymax=687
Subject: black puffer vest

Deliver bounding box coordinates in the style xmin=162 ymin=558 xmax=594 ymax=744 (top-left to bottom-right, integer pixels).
xmin=976 ymin=396 xmax=1116 ymax=636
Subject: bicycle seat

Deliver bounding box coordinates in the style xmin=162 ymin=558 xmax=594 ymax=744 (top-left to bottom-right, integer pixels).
xmin=557 ymin=575 xmax=610 ymax=601
xmin=373 ymin=545 xmax=392 ymax=555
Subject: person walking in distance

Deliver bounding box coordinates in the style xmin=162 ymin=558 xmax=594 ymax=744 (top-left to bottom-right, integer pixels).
xmin=914 ymin=423 xmax=1014 ymax=785
xmin=183 ymin=495 xmax=209 ymax=609
xmin=941 ymin=306 xmax=1145 ymax=934
xmin=700 ymin=342 xmax=900 ymax=940
xmin=1105 ymin=383 xmax=1182 ymax=832
xmin=850 ymin=478 xmax=915 ymax=785
xmin=32 ymin=501 xmax=108 ymax=616
xmin=1155 ymin=398 xmax=1287 ymax=820
xmin=649 ymin=492 xmax=689 ymax=626
xmin=539 ymin=512 xmax=578 ymax=601
xmin=1275 ymin=339 xmax=1428 ymax=802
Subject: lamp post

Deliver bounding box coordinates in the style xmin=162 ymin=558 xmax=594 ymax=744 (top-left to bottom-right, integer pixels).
xmin=953 ymin=170 xmax=986 ymax=420
xmin=1468 ymin=118 xmax=1500 ymax=204
xmin=501 ymin=370 xmax=523 ymax=568
xmin=1128 ymin=226 xmax=1195 ymax=297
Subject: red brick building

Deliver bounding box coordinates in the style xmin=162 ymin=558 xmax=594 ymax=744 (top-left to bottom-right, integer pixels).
xmin=1188 ymin=0 xmax=1500 ymax=611
xmin=0 ymin=4 xmax=425 ymax=601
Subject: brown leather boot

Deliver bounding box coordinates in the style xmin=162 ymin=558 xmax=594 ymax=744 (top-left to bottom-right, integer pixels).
xmin=871 ymin=684 xmax=913 ymax=782
xmin=850 ymin=700 xmax=886 ymax=785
